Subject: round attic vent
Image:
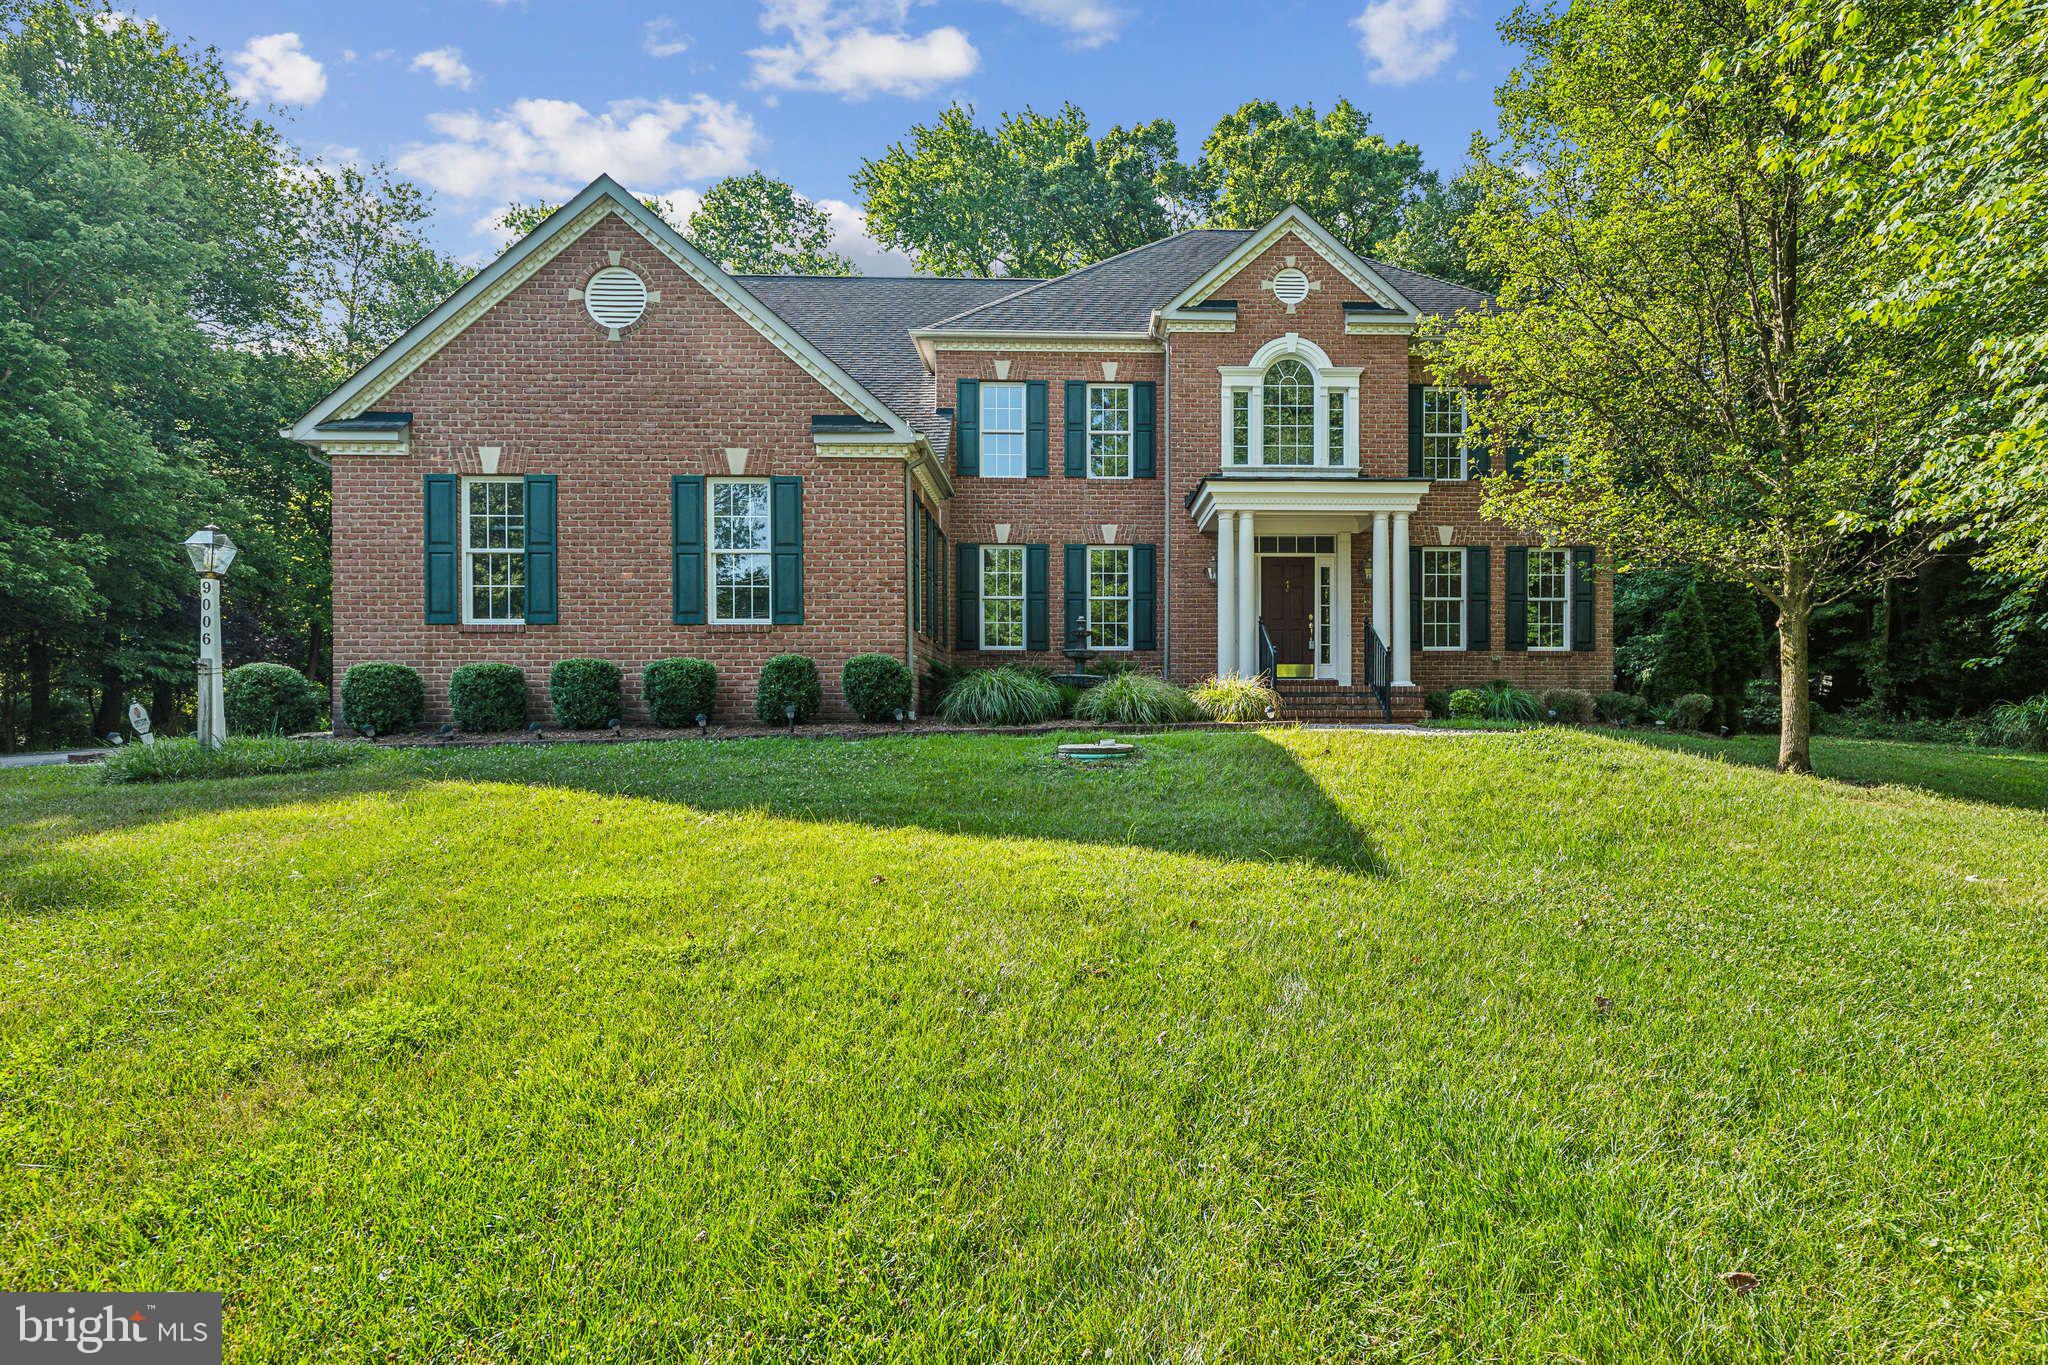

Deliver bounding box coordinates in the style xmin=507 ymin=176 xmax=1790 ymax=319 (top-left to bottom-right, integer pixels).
xmin=1271 ymin=268 xmax=1311 ymax=307
xmin=584 ymin=267 xmax=648 ymax=330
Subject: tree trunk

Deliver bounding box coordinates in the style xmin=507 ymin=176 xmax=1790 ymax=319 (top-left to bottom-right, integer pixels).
xmin=1777 ymin=603 xmax=1813 ymax=774
xmin=151 ymin=678 xmax=176 ymax=735
xmin=26 ymin=635 xmax=51 ymax=750
xmin=92 ymin=654 xmax=124 ymax=740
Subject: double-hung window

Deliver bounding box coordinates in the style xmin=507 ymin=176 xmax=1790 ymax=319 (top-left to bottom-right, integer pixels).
xmin=1526 ymin=548 xmax=1570 ymax=649
xmin=979 ymin=545 xmax=1025 ymax=650
xmin=1422 ymin=387 xmax=1470 ymax=480
xmin=710 ymin=479 xmax=772 ymax=624
xmin=464 ymin=478 xmax=525 ymax=623
xmin=979 ymin=383 xmax=1027 ymax=479
xmin=1087 ymin=546 xmax=1132 ymax=651
xmin=1087 ymin=385 xmax=1132 ymax=479
xmin=1421 ymin=548 xmax=1465 ymax=650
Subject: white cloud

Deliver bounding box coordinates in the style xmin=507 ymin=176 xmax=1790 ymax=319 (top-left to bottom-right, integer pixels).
xmin=410 ymin=47 xmax=475 ymax=91
xmin=395 ymin=95 xmax=759 ymax=206
xmin=815 ymin=197 xmax=914 ymax=275
xmin=1352 ymin=0 xmax=1456 ymax=84
xmin=643 ymin=17 xmax=691 ymax=58
xmin=229 ymin=32 xmax=327 ymax=106
xmin=749 ymin=0 xmax=979 ymax=100
xmin=998 ymin=0 xmax=1126 ymax=49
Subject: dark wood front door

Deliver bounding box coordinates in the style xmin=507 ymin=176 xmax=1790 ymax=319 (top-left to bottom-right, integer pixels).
xmin=1260 ymin=556 xmax=1315 ymax=671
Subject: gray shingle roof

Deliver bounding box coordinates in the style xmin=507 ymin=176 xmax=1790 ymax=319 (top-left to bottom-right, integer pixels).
xmin=924 ymin=230 xmax=1254 ymax=334
xmin=1360 ymin=260 xmax=1496 ymax=318
xmin=736 ymin=274 xmax=1040 ymax=442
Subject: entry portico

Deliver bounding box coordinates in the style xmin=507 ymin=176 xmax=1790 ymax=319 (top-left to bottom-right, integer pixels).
xmin=1187 ymin=476 xmax=1430 ymax=687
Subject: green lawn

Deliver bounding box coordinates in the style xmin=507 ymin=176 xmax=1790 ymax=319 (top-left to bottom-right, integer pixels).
xmin=4 ymin=730 xmax=2046 ymax=1359
xmin=1613 ymin=729 xmax=2048 ymax=811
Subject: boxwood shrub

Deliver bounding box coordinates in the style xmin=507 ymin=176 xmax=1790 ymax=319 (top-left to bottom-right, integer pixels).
xmin=449 ymin=662 xmax=527 ymax=732
xmin=1666 ymin=692 xmax=1714 ymax=731
xmin=1446 ymin=688 xmax=1487 ymax=720
xmin=223 ymin=662 xmax=322 ymax=736
xmin=550 ymin=658 xmax=621 ymax=729
xmin=643 ymin=658 xmax=717 ymax=728
xmin=340 ymin=662 xmax=425 ymax=736
xmin=842 ymin=653 xmax=914 ymax=722
xmin=1594 ymin=690 xmax=1648 ymax=726
xmin=1538 ymin=687 xmax=1597 ymax=725
xmin=755 ymin=654 xmax=823 ymax=725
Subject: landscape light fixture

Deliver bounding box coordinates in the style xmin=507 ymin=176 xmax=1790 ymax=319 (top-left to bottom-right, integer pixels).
xmin=182 ymin=524 xmax=236 ymax=751
xmin=784 ymin=703 xmax=797 ymax=735
xmin=695 ymin=712 xmax=708 ymax=736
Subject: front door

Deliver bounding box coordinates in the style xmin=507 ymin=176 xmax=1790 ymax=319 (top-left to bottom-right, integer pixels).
xmin=1261 ymin=556 xmax=1315 ymax=677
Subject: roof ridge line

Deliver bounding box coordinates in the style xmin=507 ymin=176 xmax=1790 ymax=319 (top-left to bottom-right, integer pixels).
xmin=735 ymin=273 xmax=1050 ymax=283
xmin=920 ymin=227 xmax=1237 ymax=331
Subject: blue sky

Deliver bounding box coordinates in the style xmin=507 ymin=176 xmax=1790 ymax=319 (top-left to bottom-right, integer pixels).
xmin=149 ymin=0 xmax=1522 ymax=271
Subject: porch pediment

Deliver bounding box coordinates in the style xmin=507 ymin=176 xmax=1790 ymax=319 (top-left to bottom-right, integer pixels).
xmin=1186 ymin=475 xmax=1429 ymax=532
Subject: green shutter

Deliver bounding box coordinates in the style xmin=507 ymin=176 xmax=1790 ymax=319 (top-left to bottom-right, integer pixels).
xmin=1133 ymin=382 xmax=1156 ymax=479
xmin=1026 ymin=381 xmax=1048 ymax=478
xmin=1466 ymin=546 xmax=1490 ymax=651
xmin=956 ymin=379 xmax=979 ymax=477
xmin=1063 ymin=544 xmax=1087 ymax=652
xmin=1409 ymin=547 xmax=1423 ymax=653
xmin=771 ymin=476 xmax=803 ymax=625
xmin=1064 ymin=381 xmax=1087 ymax=478
xmin=957 ymin=543 xmax=979 ymax=646
xmin=671 ymin=476 xmax=706 ymax=625
xmin=936 ymin=530 xmax=948 ymax=645
xmin=1133 ymin=543 xmax=1157 ymax=650
xmin=1505 ymin=546 xmax=1528 ymax=651
xmin=1571 ymin=546 xmax=1596 ymax=651
xmin=1407 ymin=385 xmax=1425 ymax=478
xmin=1026 ymin=544 xmax=1050 ymax=651
xmin=424 ymin=475 xmax=458 ymax=623
xmin=1467 ymin=385 xmax=1491 ymax=477
xmin=910 ymin=503 xmax=922 ymax=634
xmin=523 ymin=474 xmax=557 ymax=624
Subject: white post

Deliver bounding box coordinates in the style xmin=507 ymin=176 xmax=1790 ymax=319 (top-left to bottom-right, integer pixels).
xmin=197 ymin=574 xmax=225 ymax=750
xmin=1235 ymin=512 xmax=1258 ymax=678
xmin=1215 ymin=512 xmax=1238 ymax=677
xmin=1390 ymin=513 xmax=1413 ymax=687
xmin=1371 ymin=513 xmax=1391 ymax=683
xmin=1335 ymin=530 xmax=1354 ymax=686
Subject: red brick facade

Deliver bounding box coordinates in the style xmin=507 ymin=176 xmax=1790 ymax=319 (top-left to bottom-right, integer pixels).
xmin=317 ymin=206 xmax=1611 ymax=729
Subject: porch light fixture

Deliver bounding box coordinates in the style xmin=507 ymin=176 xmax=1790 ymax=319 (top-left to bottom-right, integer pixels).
xmin=183 ymin=523 xmax=237 ymax=750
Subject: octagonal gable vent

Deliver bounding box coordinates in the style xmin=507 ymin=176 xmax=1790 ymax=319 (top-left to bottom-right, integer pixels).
xmin=584 ymin=267 xmax=648 ymax=331
xmin=1271 ymin=268 xmax=1312 ymax=308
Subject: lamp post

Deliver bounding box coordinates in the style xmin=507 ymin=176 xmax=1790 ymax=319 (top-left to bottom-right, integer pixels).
xmin=182 ymin=524 xmax=237 ymax=751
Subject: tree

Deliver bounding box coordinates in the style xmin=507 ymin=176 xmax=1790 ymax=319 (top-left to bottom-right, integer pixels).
xmin=855 ymin=103 xmax=1195 ymax=277
xmin=1378 ymin=162 xmax=1499 ymax=292
xmin=495 ymin=192 xmax=678 ymax=241
xmin=686 ymin=173 xmax=855 ymax=275
xmin=1428 ymin=0 xmax=1945 ymax=772
xmin=1696 ymin=577 xmax=1766 ymax=729
xmin=1648 ymin=588 xmax=1715 ymax=705
xmin=1193 ymin=99 xmax=1426 ymax=257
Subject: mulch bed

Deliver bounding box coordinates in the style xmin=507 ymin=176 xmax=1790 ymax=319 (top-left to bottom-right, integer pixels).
xmin=342 ymin=718 xmax=1295 ymax=750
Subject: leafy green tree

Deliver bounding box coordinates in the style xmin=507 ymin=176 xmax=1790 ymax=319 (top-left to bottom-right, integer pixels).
xmin=855 ymin=103 xmax=1195 ymax=277
xmin=1429 ymin=0 xmax=1944 ymax=772
xmin=685 ymin=172 xmax=855 ymax=275
xmin=1696 ymin=577 xmax=1766 ymax=730
xmin=1193 ymin=99 xmax=1426 ymax=256
xmin=1648 ymin=588 xmax=1715 ymax=706
xmin=495 ymin=192 xmax=678 ymax=241
xmin=1378 ymin=162 xmax=1499 ymax=292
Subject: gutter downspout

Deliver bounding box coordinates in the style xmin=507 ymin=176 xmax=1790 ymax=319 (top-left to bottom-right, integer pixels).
xmin=1160 ymin=329 xmax=1172 ymax=681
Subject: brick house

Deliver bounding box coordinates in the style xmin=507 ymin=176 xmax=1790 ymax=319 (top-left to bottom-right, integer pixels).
xmin=289 ymin=176 xmax=1611 ymax=724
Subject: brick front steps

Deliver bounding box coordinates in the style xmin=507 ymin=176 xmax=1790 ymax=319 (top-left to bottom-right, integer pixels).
xmin=1274 ymin=680 xmax=1427 ymax=724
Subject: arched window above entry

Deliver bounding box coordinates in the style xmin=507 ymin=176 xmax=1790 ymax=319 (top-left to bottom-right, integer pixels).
xmin=1219 ymin=334 xmax=1363 ymax=471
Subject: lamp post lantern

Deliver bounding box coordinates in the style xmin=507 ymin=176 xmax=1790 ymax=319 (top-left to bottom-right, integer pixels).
xmin=183 ymin=524 xmax=237 ymax=751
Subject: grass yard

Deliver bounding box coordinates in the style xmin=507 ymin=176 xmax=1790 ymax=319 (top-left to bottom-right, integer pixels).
xmin=1613 ymin=728 xmax=2048 ymax=812
xmin=4 ymin=729 xmax=2046 ymax=1359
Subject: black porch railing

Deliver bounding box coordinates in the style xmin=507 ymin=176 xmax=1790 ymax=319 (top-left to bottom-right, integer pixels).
xmin=1365 ymin=624 xmax=1393 ymax=720
xmin=1256 ymin=618 xmax=1277 ymax=683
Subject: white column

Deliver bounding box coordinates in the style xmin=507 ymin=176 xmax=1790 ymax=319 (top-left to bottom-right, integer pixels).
xmin=1236 ymin=512 xmax=1258 ymax=678
xmin=1215 ymin=512 xmax=1238 ymax=676
xmin=1390 ymin=513 xmax=1413 ymax=687
xmin=1335 ymin=530 xmax=1354 ymax=686
xmin=1370 ymin=513 xmax=1391 ymax=683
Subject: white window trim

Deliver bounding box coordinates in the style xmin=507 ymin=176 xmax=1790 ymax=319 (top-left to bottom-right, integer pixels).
xmin=1526 ymin=547 xmax=1572 ymax=652
xmin=978 ymin=544 xmax=1025 ymax=651
xmin=461 ymin=476 xmax=525 ymax=626
xmin=979 ymin=382 xmax=1028 ymax=481
xmin=1085 ymin=383 xmax=1134 ymax=481
xmin=708 ymin=477 xmax=773 ymax=626
xmin=1218 ymin=334 xmax=1360 ymax=471
xmin=1420 ymin=546 xmax=1466 ymax=652
xmin=1423 ymin=385 xmax=1472 ymax=482
xmin=1087 ymin=545 xmax=1134 ymax=652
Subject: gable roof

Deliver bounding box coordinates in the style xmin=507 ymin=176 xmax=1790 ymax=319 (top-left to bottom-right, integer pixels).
xmin=287 ymin=175 xmax=921 ymax=444
xmin=920 ymin=230 xmax=1254 ymax=335
xmin=1160 ymin=206 xmax=1427 ymax=324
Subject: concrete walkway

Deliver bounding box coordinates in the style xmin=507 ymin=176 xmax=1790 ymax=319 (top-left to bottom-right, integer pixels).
xmin=0 ymin=749 xmax=104 ymax=768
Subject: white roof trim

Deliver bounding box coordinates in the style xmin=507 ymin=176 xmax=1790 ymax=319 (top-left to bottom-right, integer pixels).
xmin=287 ymin=175 xmax=912 ymax=444
xmin=1189 ymin=476 xmax=1429 ymax=531
xmin=1162 ymin=207 xmax=1422 ymax=324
